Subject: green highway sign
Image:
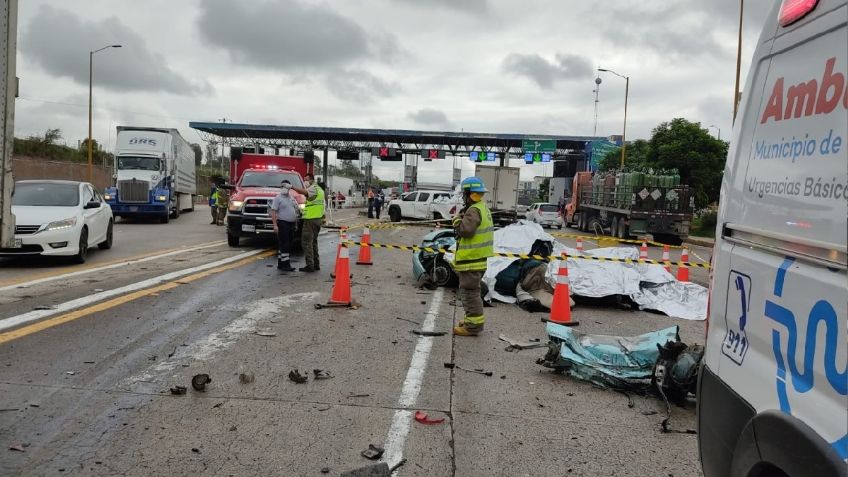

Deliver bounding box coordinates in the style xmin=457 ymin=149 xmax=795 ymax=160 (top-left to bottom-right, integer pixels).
xmin=522 ymin=139 xmax=556 ymax=153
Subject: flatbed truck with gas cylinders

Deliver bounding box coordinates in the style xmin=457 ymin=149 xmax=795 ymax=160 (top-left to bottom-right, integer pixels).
xmin=564 ymin=170 xmax=695 ymax=245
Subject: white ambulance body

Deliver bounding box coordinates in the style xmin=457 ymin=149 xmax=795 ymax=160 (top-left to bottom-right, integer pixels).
xmin=697 ymin=1 xmax=847 ymax=476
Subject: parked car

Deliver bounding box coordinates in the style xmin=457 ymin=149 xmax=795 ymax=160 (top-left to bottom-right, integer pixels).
xmin=2 ymin=180 xmax=114 ymax=263
xmin=525 ymin=203 xmax=562 ymax=229
xmin=697 ymin=1 xmax=847 ymax=477
xmin=387 ymin=190 xmax=459 ymax=222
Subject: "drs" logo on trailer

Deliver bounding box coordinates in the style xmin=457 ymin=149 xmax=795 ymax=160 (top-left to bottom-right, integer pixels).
xmin=129 ymin=137 xmax=157 ymax=146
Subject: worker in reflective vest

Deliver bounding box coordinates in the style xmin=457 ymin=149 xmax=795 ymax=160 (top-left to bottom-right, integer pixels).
xmin=451 ymin=176 xmax=494 ymax=336
xmin=292 ymin=174 xmax=325 ymax=272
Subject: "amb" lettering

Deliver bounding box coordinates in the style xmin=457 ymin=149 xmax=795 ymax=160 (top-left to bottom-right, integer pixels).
xmin=761 ymin=57 xmax=848 ymax=124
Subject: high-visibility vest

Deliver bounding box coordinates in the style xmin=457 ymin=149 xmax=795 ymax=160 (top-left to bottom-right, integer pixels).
xmin=302 ymin=184 xmax=325 ymax=220
xmin=453 ymin=201 xmax=494 ymax=272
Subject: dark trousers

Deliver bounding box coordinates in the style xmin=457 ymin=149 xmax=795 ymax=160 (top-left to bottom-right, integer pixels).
xmin=367 ymin=198 xmax=374 ymax=218
xmin=301 ymin=218 xmax=322 ymax=269
xmin=276 ymin=220 xmax=295 ymax=263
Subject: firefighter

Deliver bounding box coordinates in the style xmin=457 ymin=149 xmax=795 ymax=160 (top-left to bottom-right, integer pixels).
xmin=452 ymin=176 xmax=494 ymax=336
xmin=214 ymin=178 xmax=229 ymax=226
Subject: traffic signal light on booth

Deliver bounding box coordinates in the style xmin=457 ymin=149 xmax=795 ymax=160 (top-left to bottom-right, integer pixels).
xmin=372 ymin=147 xmax=403 ymax=161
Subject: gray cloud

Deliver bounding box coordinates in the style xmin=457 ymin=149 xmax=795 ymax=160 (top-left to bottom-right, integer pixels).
xmin=502 ymin=53 xmax=592 ymax=89
xmin=407 ymin=108 xmax=449 ymax=125
xmin=395 ymin=0 xmax=488 ymax=13
xmin=324 ymin=69 xmax=397 ymax=102
xmin=20 ymin=5 xmax=210 ymax=95
xmin=198 ymin=0 xmax=377 ymax=70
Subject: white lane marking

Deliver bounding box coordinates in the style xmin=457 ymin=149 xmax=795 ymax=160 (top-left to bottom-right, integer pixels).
xmin=0 ymin=249 xmax=265 ymax=333
xmin=382 ymin=288 xmax=444 ymax=470
xmin=0 ymin=241 xmax=227 ymax=292
xmin=125 ymin=292 xmax=320 ymax=385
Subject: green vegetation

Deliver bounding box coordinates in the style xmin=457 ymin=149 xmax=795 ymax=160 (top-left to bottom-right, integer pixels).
xmin=599 ymin=118 xmax=727 ymax=208
xmin=13 ymin=128 xmax=112 ymax=166
xmin=691 ymin=208 xmax=718 ymax=238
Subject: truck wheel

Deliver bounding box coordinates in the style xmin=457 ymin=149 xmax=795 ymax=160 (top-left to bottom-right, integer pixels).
xmin=227 ymin=233 xmax=240 ymax=247
xmin=170 ymin=204 xmax=180 ymax=219
xmin=617 ymin=217 xmax=629 ymax=239
xmin=389 ymin=207 xmax=401 ymax=222
xmin=433 ymin=212 xmax=443 ymax=220
xmin=610 ymin=217 xmax=619 ymax=237
xmin=578 ymin=213 xmax=588 ymax=232
xmin=160 ymin=211 xmax=170 ymax=224
xmin=588 ymin=217 xmax=603 ymax=234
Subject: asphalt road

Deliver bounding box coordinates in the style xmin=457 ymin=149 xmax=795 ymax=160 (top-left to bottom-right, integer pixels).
xmin=0 ymin=207 xmax=708 ymax=476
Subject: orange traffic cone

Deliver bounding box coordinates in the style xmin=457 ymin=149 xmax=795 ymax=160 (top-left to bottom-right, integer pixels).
xmin=327 ymin=245 xmax=352 ymax=306
xmin=576 ymin=237 xmax=584 ymax=253
xmin=356 ymin=226 xmax=373 ymax=265
xmin=545 ymin=254 xmax=579 ymax=327
xmin=335 ymin=227 xmax=348 ymax=261
xmin=662 ymin=245 xmax=671 ymax=273
xmin=640 ymin=240 xmax=649 ymax=260
xmin=677 ymin=248 xmax=690 ymax=282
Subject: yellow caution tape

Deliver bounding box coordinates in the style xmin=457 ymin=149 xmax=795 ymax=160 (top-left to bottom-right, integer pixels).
xmin=548 ymin=231 xmax=689 ymax=249
xmin=341 ymin=240 xmax=711 ymax=268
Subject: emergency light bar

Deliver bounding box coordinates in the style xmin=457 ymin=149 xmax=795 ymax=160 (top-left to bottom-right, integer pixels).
xmin=779 ymin=0 xmax=818 ymax=26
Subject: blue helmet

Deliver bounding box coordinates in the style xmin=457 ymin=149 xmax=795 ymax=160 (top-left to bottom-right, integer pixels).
xmin=460 ymin=176 xmax=488 ymax=193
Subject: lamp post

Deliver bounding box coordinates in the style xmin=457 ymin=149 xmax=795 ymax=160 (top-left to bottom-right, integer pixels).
xmin=709 ymin=124 xmax=721 ymax=140
xmin=598 ymin=68 xmax=629 ymax=168
xmin=88 ymin=44 xmax=121 ymax=183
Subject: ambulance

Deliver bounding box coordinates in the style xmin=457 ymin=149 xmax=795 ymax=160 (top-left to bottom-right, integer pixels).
xmin=697 ymin=1 xmax=847 ymax=476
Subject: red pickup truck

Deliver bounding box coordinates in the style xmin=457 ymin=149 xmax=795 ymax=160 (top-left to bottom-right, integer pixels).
xmin=225 ymin=167 xmax=306 ymax=247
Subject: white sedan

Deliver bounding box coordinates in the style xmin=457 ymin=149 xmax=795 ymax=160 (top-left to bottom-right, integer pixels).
xmin=525 ymin=202 xmax=563 ymax=229
xmin=2 ymin=180 xmax=114 ymax=263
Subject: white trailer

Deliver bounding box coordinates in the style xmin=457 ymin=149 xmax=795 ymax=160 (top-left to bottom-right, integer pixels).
xmin=475 ymin=165 xmax=520 ymax=224
xmin=105 ymin=127 xmax=196 ymax=222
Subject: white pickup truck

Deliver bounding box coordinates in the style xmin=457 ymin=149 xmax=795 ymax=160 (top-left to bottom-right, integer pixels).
xmin=387 ymin=190 xmax=459 ymax=222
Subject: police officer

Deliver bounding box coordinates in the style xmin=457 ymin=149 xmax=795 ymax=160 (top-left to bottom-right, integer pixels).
xmin=291 ymin=174 xmax=324 ymax=272
xmin=452 ymin=176 xmax=494 ymax=336
xmin=270 ymin=180 xmax=298 ymax=272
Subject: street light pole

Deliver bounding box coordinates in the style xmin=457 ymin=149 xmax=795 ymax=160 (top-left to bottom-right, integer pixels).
xmin=598 ymin=68 xmax=630 ymax=168
xmin=709 ymin=124 xmax=722 ymax=140
xmin=88 ymin=44 xmax=121 ymax=183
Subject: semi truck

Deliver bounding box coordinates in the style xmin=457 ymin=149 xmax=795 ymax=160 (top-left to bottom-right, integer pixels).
xmin=564 ymin=170 xmax=694 ymax=244
xmin=104 ymin=127 xmax=196 ymax=223
xmin=475 ymin=165 xmax=520 ymax=225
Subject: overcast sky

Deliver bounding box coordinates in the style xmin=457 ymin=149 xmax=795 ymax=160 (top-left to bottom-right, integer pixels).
xmin=14 ymin=0 xmax=773 ymax=183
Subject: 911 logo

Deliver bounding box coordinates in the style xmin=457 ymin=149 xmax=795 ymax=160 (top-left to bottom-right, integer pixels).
xmin=765 ymin=257 xmax=847 ymax=459
xmin=128 ymin=137 xmax=157 ymax=146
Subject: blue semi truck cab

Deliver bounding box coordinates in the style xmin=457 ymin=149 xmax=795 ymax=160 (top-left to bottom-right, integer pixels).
xmin=104 ymin=127 xmax=196 ymax=223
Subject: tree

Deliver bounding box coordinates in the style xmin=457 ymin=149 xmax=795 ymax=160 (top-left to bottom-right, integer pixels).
xmin=599 ymin=139 xmax=650 ymax=172
xmin=43 ymin=128 xmax=62 ymax=145
xmin=648 ymin=118 xmax=727 ymax=207
xmin=190 ymin=143 xmax=203 ymax=167
xmin=538 ymin=178 xmax=550 ymax=202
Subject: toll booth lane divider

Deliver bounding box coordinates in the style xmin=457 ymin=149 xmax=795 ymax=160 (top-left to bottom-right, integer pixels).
xmin=341 ymin=240 xmax=711 ymax=268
